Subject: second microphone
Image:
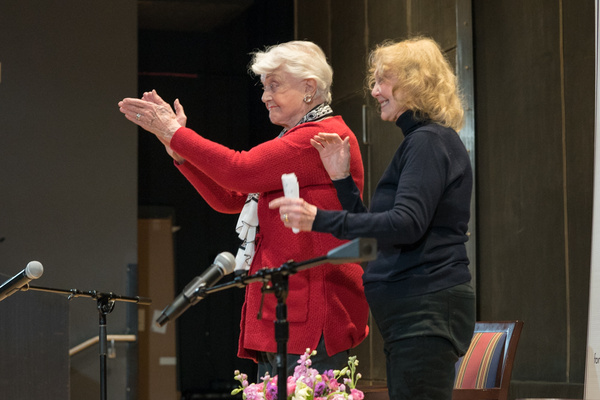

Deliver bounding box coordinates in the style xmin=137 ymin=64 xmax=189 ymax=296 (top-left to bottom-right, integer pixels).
xmin=156 ymin=251 xmax=236 ymax=327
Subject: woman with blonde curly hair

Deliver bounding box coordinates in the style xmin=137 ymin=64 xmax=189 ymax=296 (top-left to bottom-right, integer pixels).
xmin=270 ymin=37 xmax=475 ymax=399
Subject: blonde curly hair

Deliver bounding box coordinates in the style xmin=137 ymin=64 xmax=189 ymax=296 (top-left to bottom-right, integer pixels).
xmin=367 ymin=37 xmax=464 ymax=131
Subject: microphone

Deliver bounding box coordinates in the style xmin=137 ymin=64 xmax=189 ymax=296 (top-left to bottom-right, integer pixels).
xmin=156 ymin=252 xmax=235 ymax=327
xmin=0 ymin=261 xmax=44 ymax=302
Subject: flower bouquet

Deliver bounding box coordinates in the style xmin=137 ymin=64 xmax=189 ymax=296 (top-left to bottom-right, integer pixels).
xmin=232 ymin=349 xmax=364 ymax=400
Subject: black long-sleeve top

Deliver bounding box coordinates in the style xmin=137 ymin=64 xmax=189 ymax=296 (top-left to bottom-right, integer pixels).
xmin=312 ymin=110 xmax=472 ymax=298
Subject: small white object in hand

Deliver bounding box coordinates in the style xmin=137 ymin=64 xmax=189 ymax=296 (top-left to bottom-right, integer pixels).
xmin=281 ymin=173 xmax=299 ymax=234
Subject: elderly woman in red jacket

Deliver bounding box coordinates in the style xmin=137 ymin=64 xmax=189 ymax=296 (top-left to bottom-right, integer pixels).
xmin=119 ymin=40 xmax=369 ymax=378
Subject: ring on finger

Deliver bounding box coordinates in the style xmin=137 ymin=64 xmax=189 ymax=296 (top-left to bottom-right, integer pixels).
xmin=136 ymin=113 xmax=141 ymax=121
xmin=283 ymin=214 xmax=289 ymax=223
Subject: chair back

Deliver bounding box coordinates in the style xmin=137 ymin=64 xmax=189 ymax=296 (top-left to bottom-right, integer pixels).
xmin=452 ymin=320 xmax=524 ymax=400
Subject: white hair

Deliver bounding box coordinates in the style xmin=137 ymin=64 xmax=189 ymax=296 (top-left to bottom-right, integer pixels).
xmin=250 ymin=41 xmax=333 ymax=104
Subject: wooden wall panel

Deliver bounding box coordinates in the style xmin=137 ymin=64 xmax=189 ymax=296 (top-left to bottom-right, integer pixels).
xmin=331 ymin=0 xmax=368 ymax=100
xmin=474 ymin=0 xmax=568 ymax=384
xmin=294 ymin=0 xmax=332 ymax=56
xmin=562 ymin=0 xmax=595 ymax=384
xmin=409 ymin=0 xmax=456 ymax=50
xmin=298 ymin=0 xmax=595 ymax=397
xmin=474 ymin=0 xmax=594 ymax=397
xmin=367 ymin=0 xmax=409 ymax=46
xmin=138 ymin=218 xmax=178 ymax=400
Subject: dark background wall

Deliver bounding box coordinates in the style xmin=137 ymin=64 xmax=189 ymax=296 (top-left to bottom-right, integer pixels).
xmin=474 ymin=1 xmax=595 ymax=397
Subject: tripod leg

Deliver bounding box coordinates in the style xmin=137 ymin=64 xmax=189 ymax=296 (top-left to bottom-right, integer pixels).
xmin=272 ymin=274 xmax=289 ymax=399
xmin=97 ymin=295 xmax=115 ymax=400
xmin=99 ymin=312 xmax=108 ymax=400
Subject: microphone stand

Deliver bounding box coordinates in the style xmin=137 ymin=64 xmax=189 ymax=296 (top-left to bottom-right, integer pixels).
xmin=195 ymin=237 xmax=377 ymax=400
xmin=22 ymin=285 xmax=151 ymax=400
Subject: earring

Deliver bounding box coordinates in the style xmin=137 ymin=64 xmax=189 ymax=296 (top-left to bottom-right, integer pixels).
xmin=303 ymin=94 xmax=313 ymax=103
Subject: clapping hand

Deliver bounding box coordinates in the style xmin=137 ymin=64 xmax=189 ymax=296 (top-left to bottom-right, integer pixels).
xmin=310 ymin=133 xmax=351 ymax=180
xmin=119 ymin=90 xmax=186 ymax=163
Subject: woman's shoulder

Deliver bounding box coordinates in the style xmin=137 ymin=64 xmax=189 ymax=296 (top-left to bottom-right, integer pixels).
xmin=409 ymin=123 xmax=459 ymax=143
xmin=283 ymin=115 xmax=350 ymax=137
xmin=405 ymin=124 xmax=469 ymax=159
xmin=315 ymin=114 xmax=348 ymax=128
xmin=304 ymin=115 xmax=355 ymax=136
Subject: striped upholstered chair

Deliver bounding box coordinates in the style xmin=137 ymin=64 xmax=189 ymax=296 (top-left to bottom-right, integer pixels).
xmin=453 ymin=321 xmax=524 ymax=400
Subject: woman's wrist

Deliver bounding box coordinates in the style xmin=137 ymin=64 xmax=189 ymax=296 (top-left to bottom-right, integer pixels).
xmin=330 ymin=173 xmax=351 ymax=181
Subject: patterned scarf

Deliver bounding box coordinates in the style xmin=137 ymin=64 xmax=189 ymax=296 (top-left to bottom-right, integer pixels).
xmin=234 ymin=103 xmax=333 ymax=273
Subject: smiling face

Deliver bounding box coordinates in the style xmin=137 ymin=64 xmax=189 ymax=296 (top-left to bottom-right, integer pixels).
xmin=371 ymin=73 xmax=407 ymax=122
xmin=261 ymin=68 xmax=315 ymax=129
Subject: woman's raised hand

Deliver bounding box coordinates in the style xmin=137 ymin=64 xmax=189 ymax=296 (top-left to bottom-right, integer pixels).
xmin=310 ymin=132 xmax=351 ymax=180
xmin=142 ymin=90 xmax=188 ymax=128
xmin=139 ymin=90 xmax=187 ymax=163
xmin=118 ymin=90 xmax=182 ymax=147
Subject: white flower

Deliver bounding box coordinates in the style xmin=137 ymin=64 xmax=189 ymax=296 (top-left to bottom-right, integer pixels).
xmin=292 ymin=382 xmax=313 ymax=400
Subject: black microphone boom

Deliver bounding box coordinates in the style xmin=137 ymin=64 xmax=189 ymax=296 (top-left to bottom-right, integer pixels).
xmin=0 ymin=261 xmax=44 ymax=302
xmin=156 ymin=252 xmax=235 ymax=327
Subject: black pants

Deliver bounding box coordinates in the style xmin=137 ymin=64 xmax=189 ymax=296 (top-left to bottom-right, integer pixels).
xmin=367 ymin=282 xmax=476 ymax=400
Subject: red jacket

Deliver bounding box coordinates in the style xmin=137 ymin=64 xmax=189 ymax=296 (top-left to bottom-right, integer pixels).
xmin=171 ymin=116 xmax=369 ymax=360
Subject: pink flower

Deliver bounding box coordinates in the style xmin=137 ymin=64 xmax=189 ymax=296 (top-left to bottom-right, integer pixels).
xmin=265 ymin=380 xmax=277 ymax=400
xmin=244 ymin=382 xmax=265 ymax=400
xmin=287 ymin=375 xmax=296 ymax=396
xmin=350 ymin=388 xmax=365 ymax=400
xmin=328 ymin=379 xmax=340 ymax=391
